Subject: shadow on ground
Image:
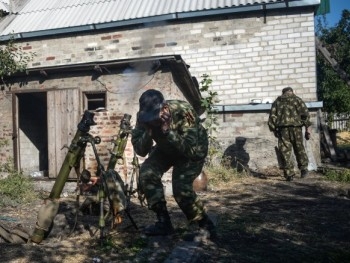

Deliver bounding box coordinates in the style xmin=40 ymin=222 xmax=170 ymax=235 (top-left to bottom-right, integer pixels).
xmin=1 ymin=173 xmax=350 ymax=263
xmin=199 ymin=174 xmax=350 ymax=263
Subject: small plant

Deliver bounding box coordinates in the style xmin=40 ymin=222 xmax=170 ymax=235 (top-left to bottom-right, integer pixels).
xmin=98 ymin=235 xmax=148 ymax=260
xmin=0 ymin=139 xmax=37 ymax=207
xmin=0 ymin=138 xmax=9 ymax=148
xmin=199 ymin=74 xmax=220 ymax=166
xmin=205 ymin=160 xmax=248 ymax=189
xmin=0 ymin=168 xmax=37 ymax=207
xmin=323 ymin=168 xmax=350 ymax=183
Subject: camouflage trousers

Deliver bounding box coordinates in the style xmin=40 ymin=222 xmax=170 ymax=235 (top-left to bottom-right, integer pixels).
xmin=278 ymin=126 xmax=309 ymax=177
xmin=139 ymin=147 xmax=206 ymax=222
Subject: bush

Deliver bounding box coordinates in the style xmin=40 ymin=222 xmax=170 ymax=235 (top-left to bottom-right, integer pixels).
xmin=323 ymin=168 xmax=350 ymax=183
xmin=205 ymin=161 xmax=249 ymax=188
xmin=0 ymin=157 xmax=37 ymax=207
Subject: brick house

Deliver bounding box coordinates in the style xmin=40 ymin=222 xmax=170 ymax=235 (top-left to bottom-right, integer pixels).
xmin=0 ymin=0 xmax=322 ymax=180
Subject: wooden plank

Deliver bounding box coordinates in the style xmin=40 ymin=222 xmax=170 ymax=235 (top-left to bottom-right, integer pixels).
xmin=66 ymin=89 xmax=80 ymax=179
xmin=47 ymin=91 xmax=57 ymax=178
xmin=318 ymin=109 xmax=337 ymax=161
xmin=55 ymin=90 xmax=63 ymax=178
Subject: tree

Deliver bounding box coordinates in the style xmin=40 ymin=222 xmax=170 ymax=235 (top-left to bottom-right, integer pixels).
xmin=316 ymin=10 xmax=350 ymax=115
xmin=0 ymin=38 xmax=35 ymax=89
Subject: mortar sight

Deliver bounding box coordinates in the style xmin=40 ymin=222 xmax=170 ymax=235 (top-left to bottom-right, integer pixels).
xmin=78 ymin=110 xmax=97 ymax=132
xmin=120 ymin=114 xmax=132 ymax=130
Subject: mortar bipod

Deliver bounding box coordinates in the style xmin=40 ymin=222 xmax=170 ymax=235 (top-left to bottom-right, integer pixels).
xmin=86 ymin=135 xmax=137 ymax=242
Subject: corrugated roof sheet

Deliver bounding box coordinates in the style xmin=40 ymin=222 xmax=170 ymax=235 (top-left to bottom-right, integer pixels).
xmin=0 ymin=0 xmax=317 ymax=38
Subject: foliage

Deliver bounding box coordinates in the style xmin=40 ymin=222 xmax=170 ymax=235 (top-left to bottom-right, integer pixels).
xmin=0 ymin=37 xmax=35 ymax=86
xmin=205 ymin=158 xmax=249 ymax=188
xmin=0 ymin=167 xmax=37 ymax=207
xmin=98 ymin=235 xmax=148 ymax=260
xmin=199 ymin=74 xmax=220 ymax=166
xmin=0 ymin=10 xmax=8 ymax=18
xmin=0 ymin=139 xmax=37 ymax=207
xmin=322 ymin=168 xmax=350 ymax=183
xmin=0 ymin=138 xmax=9 ymax=148
xmin=316 ymin=10 xmax=350 ymax=115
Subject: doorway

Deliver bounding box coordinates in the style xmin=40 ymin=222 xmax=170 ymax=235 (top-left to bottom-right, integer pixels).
xmin=16 ymin=92 xmax=48 ymax=176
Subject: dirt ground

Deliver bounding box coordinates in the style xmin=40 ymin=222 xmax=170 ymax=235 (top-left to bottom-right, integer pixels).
xmin=1 ymin=170 xmax=350 ymax=263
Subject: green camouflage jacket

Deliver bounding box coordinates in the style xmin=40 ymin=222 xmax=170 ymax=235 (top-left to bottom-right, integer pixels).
xmin=268 ymin=93 xmax=311 ymax=131
xmin=131 ymin=100 xmax=208 ymax=161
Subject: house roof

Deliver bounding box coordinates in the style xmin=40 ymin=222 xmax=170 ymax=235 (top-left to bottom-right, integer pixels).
xmin=0 ymin=0 xmax=320 ymax=41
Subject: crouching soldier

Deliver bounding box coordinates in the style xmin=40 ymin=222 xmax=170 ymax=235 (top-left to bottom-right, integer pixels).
xmin=131 ymin=89 xmax=215 ymax=239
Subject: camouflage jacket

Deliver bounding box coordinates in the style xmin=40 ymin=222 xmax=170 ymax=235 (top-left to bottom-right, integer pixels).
xmin=131 ymin=100 xmax=208 ymax=161
xmin=268 ymin=93 xmax=311 ymax=131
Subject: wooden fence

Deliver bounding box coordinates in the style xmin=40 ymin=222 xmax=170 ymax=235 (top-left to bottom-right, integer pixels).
xmin=323 ymin=113 xmax=350 ymax=132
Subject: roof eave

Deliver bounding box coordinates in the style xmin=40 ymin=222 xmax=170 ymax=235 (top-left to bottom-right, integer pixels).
xmin=4 ymin=55 xmax=203 ymax=114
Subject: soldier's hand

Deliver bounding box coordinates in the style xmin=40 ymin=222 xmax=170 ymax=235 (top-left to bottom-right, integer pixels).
xmin=305 ymin=131 xmax=310 ymax=140
xmin=136 ymin=113 xmax=152 ymax=136
xmin=160 ymin=105 xmax=171 ymax=134
xmin=160 ymin=113 xmax=171 ymax=134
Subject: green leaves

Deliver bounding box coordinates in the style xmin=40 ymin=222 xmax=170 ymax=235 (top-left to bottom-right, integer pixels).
xmin=0 ymin=37 xmax=35 ymax=83
xmin=316 ymin=9 xmax=350 ymax=115
xmin=199 ymin=74 xmax=220 ymax=166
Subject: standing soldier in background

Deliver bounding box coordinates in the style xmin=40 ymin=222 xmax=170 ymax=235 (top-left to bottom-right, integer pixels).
xmin=268 ymin=87 xmax=311 ymax=181
xmin=131 ymin=89 xmax=215 ymax=239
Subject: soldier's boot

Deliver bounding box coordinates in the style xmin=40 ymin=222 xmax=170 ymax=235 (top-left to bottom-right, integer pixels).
xmin=283 ymin=170 xmax=295 ymax=182
xmin=301 ymin=169 xmax=308 ymax=178
xmin=286 ymin=175 xmax=294 ymax=181
xmin=144 ymin=202 xmax=174 ymax=236
xmin=198 ymin=213 xmax=216 ymax=239
xmin=183 ymin=213 xmax=216 ymax=242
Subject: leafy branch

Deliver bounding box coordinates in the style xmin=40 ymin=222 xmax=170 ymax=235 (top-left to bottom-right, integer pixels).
xmin=199 ymin=74 xmax=220 ymax=166
xmin=0 ymin=38 xmax=35 ymax=88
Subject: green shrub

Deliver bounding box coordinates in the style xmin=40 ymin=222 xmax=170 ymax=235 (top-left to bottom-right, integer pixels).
xmin=323 ymin=168 xmax=350 ymax=183
xmin=0 ymin=157 xmax=37 ymax=207
xmin=205 ymin=161 xmax=249 ymax=187
xmin=199 ymin=74 xmax=220 ymax=166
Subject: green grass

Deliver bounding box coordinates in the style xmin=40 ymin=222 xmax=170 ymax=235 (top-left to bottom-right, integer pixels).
xmin=323 ymin=168 xmax=350 ymax=183
xmin=0 ymin=161 xmax=37 ymax=207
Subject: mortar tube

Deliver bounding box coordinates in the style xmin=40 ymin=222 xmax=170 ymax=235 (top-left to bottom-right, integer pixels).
xmin=31 ymin=130 xmax=85 ymax=244
xmin=49 ymin=131 xmax=84 ymax=199
xmin=31 ymin=199 xmax=60 ymax=244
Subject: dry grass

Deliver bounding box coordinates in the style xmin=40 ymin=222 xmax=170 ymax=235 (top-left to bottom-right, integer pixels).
xmin=337 ymin=131 xmax=350 ymax=148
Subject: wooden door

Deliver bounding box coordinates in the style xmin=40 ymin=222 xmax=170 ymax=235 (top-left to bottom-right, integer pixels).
xmin=47 ymin=89 xmax=80 ymax=178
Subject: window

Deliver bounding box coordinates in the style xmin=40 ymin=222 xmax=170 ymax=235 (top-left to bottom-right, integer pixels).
xmin=84 ymin=92 xmax=106 ymax=111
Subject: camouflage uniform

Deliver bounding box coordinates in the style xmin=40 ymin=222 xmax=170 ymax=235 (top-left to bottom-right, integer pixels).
xmin=131 ymin=100 xmax=209 ymax=222
xmin=268 ymin=89 xmax=311 ymax=178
